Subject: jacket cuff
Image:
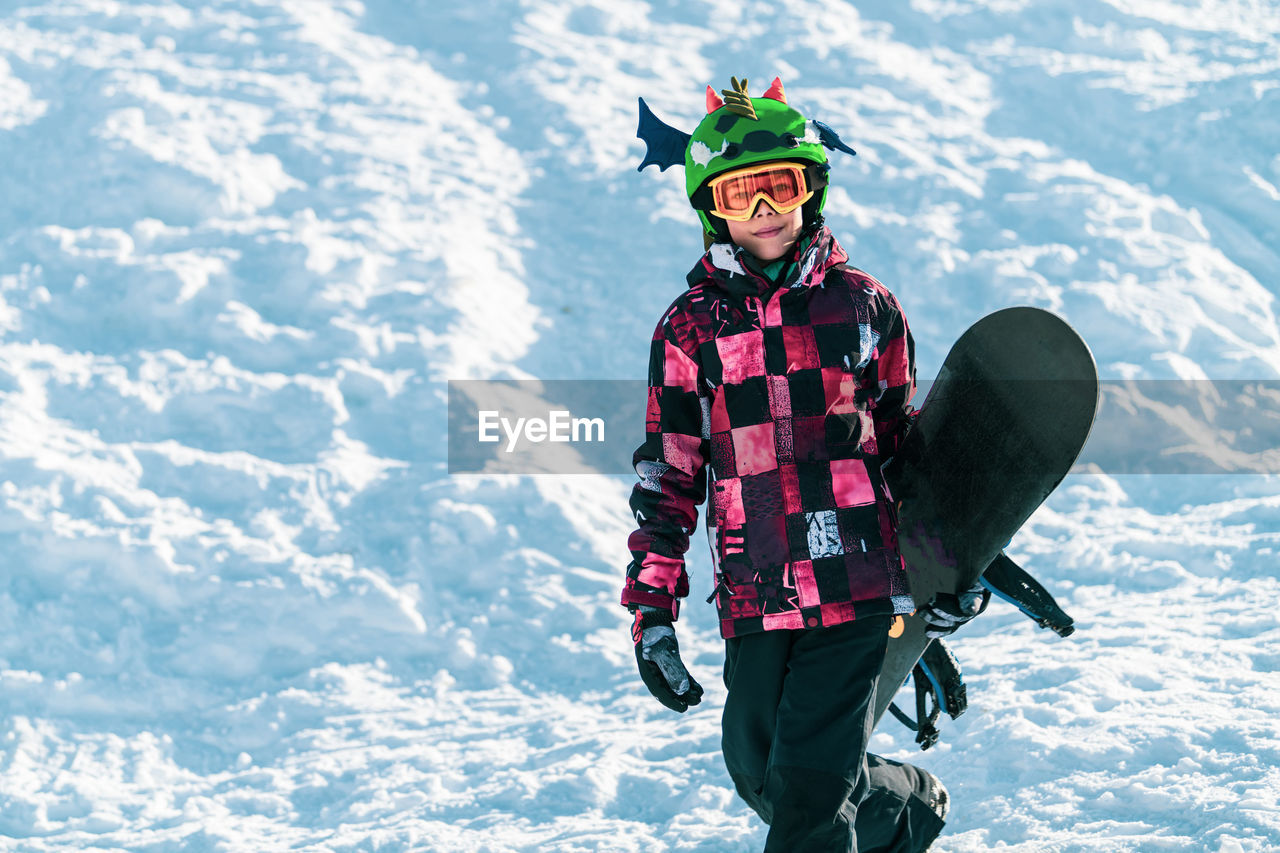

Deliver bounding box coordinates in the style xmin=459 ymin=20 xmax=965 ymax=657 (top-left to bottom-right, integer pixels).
xmin=620 ymin=588 xmax=680 ymax=620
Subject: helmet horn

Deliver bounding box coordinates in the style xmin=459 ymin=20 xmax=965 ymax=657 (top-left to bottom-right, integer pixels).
xmin=705 ymin=85 xmax=725 ymax=114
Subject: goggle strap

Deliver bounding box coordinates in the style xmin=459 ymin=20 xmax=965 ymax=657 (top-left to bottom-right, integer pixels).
xmin=806 ymin=163 xmax=830 ymax=191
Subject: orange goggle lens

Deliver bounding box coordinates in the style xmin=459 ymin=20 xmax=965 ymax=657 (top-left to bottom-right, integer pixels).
xmin=708 ymin=163 xmax=813 ymax=221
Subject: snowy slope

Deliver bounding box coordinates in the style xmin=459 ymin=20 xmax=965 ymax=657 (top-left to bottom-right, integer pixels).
xmin=0 ymin=0 xmax=1278 ymax=850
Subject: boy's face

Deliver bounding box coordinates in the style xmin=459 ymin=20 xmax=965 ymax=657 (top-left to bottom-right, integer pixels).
xmin=725 ymin=201 xmax=804 ymax=262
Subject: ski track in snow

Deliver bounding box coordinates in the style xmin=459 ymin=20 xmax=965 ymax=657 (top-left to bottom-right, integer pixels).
xmin=0 ymin=0 xmax=1277 ymax=850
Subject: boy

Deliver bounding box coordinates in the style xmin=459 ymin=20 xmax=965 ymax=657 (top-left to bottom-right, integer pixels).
xmin=622 ymin=77 xmax=980 ymax=851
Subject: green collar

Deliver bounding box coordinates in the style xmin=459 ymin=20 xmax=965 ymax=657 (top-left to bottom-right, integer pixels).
xmin=762 ymin=258 xmax=793 ymax=284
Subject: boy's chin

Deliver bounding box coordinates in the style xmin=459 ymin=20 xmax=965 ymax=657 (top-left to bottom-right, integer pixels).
xmin=749 ymin=239 xmax=798 ymax=262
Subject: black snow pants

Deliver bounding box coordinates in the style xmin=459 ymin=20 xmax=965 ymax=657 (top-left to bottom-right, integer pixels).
xmin=721 ymin=616 xmax=946 ymax=853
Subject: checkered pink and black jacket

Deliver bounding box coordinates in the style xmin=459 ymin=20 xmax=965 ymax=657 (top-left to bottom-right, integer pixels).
xmin=621 ymin=225 xmax=918 ymax=639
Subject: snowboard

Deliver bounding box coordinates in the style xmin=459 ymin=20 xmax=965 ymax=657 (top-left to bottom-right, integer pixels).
xmin=873 ymin=307 xmax=1099 ymax=727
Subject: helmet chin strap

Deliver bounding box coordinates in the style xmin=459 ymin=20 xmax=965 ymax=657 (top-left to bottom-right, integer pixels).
xmin=704 ymin=211 xmax=732 ymax=247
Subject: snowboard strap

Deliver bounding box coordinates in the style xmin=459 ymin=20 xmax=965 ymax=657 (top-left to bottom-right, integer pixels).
xmin=920 ymin=638 xmax=967 ymax=718
xmin=981 ymin=552 xmax=1076 ymax=637
xmin=887 ymin=638 xmax=967 ymax=750
xmin=888 ymin=555 xmax=1077 ymax=748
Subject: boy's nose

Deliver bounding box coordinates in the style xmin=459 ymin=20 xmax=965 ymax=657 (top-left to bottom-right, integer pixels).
xmin=752 ymin=199 xmax=777 ymax=217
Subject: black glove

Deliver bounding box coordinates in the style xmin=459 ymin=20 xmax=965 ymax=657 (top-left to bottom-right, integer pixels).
xmin=631 ymin=606 xmax=704 ymax=712
xmin=921 ymin=582 xmax=991 ymax=639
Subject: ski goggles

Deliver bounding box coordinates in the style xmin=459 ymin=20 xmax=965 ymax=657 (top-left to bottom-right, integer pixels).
xmin=694 ymin=162 xmax=818 ymax=221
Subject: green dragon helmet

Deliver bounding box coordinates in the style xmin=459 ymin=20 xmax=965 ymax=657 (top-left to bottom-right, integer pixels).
xmin=637 ymin=76 xmax=857 ymax=239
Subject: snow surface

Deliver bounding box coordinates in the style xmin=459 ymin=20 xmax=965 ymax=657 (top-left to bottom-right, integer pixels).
xmin=0 ymin=0 xmax=1278 ymax=850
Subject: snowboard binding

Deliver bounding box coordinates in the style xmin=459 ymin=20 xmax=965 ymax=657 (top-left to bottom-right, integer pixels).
xmin=887 ymin=550 xmax=1079 ymax=749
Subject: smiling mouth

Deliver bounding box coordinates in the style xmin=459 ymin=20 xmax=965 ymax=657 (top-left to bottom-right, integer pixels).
xmin=755 ymin=226 xmax=783 ymax=238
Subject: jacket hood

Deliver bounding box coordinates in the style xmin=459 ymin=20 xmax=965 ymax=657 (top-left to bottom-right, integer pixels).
xmin=685 ymin=222 xmax=849 ymax=302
